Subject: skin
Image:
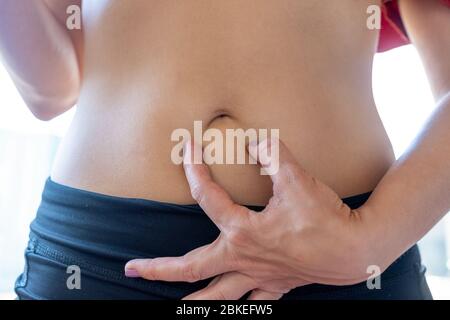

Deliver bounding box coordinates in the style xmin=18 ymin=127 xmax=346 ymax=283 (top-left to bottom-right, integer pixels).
xmin=1 ymin=0 xmax=394 ymax=205
xmin=0 ymin=0 xmax=449 ymax=299
xmin=0 ymin=0 xmax=81 ymax=120
xmin=125 ymin=0 xmax=450 ymax=299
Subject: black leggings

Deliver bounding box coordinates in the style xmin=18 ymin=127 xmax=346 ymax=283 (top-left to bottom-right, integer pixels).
xmin=15 ymin=178 xmax=433 ymax=300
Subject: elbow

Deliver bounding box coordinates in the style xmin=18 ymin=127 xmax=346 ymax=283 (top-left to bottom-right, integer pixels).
xmin=29 ymin=106 xmax=61 ymax=121
xmin=18 ymin=68 xmax=80 ymax=121
xmin=27 ymin=91 xmax=78 ymax=121
xmin=24 ymin=81 xmax=79 ymax=121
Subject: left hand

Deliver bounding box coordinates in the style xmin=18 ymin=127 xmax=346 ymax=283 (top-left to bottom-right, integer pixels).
xmin=125 ymin=138 xmax=381 ymax=300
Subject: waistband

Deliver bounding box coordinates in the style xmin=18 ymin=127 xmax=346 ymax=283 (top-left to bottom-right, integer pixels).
xmin=31 ymin=178 xmax=372 ymax=261
xmin=24 ymin=178 xmax=427 ymax=299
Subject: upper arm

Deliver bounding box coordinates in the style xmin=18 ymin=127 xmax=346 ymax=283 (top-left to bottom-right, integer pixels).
xmin=399 ymin=0 xmax=450 ymax=101
xmin=44 ymin=0 xmax=84 ymax=73
xmin=0 ymin=1 xmax=82 ymax=120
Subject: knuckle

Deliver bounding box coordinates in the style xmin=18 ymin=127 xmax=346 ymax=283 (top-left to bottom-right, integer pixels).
xmin=282 ymin=164 xmax=301 ymax=186
xmin=226 ymin=227 xmax=247 ymax=247
xmin=190 ymin=183 xmax=205 ymax=203
xmin=278 ymin=164 xmax=301 ymax=190
xmin=141 ymin=260 xmax=157 ymax=280
xmin=182 ymin=262 xmax=202 ymax=283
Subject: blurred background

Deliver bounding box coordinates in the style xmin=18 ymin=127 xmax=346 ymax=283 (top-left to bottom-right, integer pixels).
xmin=1 ymin=45 xmax=449 ymax=299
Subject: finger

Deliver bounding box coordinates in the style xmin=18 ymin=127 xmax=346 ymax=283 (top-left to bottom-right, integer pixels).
xmin=248 ymin=137 xmax=310 ymax=194
xmin=247 ymin=289 xmax=284 ymax=300
xmin=206 ymin=275 xmax=223 ymax=288
xmin=183 ymin=272 xmax=256 ymax=300
xmin=125 ymin=240 xmax=231 ymax=283
xmin=183 ymin=140 xmax=248 ymax=226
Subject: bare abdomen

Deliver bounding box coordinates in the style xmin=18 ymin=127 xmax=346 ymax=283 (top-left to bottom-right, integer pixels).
xmin=51 ymin=0 xmax=392 ymax=205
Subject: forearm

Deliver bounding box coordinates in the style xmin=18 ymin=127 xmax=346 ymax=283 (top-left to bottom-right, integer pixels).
xmin=361 ymin=93 xmax=450 ymax=266
xmin=0 ymin=0 xmax=80 ymax=120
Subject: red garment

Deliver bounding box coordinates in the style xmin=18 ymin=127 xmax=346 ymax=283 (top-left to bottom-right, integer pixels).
xmin=378 ymin=0 xmax=450 ymax=52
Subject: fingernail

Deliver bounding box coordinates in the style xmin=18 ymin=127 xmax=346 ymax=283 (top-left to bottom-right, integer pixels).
xmin=125 ymin=263 xmax=139 ymax=278
xmin=124 ymin=266 xmax=140 ymax=278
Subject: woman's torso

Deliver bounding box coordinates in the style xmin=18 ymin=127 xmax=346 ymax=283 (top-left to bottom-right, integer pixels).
xmin=51 ymin=0 xmax=394 ymax=205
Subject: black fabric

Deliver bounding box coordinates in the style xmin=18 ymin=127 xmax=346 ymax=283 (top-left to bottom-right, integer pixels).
xmin=15 ymin=178 xmax=432 ymax=300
